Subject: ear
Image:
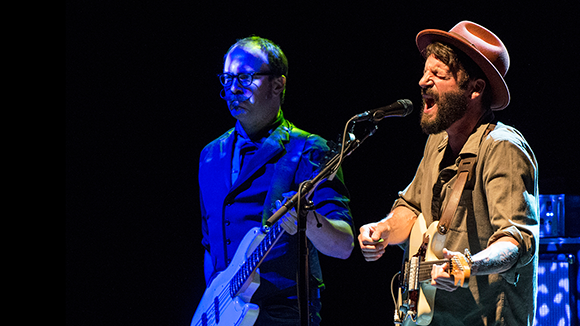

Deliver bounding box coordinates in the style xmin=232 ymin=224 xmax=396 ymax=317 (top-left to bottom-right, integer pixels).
xmin=271 ymin=75 xmax=286 ymax=97
xmin=470 ymin=79 xmax=486 ymax=100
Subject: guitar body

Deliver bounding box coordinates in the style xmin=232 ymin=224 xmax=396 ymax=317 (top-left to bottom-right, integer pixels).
xmin=395 ymin=214 xmax=445 ymax=326
xmin=191 ymin=227 xmax=265 ymax=326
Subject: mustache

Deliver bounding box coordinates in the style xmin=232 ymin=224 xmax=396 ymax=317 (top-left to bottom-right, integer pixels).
xmin=421 ymin=88 xmax=438 ymax=99
xmin=220 ymin=88 xmax=251 ymax=102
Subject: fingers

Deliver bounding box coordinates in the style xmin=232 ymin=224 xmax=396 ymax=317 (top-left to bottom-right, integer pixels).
xmin=442 ymin=247 xmax=461 ymax=259
xmin=358 ymin=223 xmax=388 ymax=261
xmin=358 ymin=223 xmax=388 ymax=243
xmin=281 ymin=191 xmax=298 ymax=203
xmin=272 ymin=193 xmax=297 ymax=214
xmin=360 ymin=246 xmax=386 ymax=261
xmin=430 ymin=262 xmax=458 ymax=292
xmin=280 ymin=215 xmax=297 ymax=235
xmin=358 ymin=224 xmax=378 ymax=247
xmin=357 ymin=224 xmax=373 ymax=243
xmin=279 ymin=207 xmax=298 ymax=235
xmin=431 ymin=263 xmax=447 ymax=285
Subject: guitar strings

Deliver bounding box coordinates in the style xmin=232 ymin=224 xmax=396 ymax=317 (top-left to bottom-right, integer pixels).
xmin=194 ymin=216 xmax=287 ymax=325
xmin=413 ymin=258 xmax=467 ymax=282
xmin=194 ymin=284 xmax=233 ymax=326
xmin=414 ymin=259 xmax=449 ymax=281
xmin=195 ymin=224 xmax=283 ymax=326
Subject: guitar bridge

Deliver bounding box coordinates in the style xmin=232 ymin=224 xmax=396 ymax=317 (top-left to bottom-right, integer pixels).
xmin=396 ymin=254 xmax=422 ymax=325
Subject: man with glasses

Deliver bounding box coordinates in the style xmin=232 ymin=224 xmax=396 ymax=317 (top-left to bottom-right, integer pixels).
xmin=196 ymin=36 xmax=354 ymax=326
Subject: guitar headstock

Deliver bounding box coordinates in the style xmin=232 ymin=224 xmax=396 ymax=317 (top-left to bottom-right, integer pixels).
xmin=449 ymin=253 xmax=471 ymax=287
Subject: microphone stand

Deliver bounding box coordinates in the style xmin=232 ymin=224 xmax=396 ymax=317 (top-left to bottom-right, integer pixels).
xmin=266 ymin=119 xmax=378 ymax=325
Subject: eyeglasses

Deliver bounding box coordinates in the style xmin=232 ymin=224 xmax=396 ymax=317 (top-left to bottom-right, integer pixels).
xmin=218 ymin=72 xmax=275 ymax=87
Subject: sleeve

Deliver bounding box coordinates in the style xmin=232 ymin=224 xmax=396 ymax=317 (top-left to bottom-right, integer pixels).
xmin=298 ymin=135 xmax=353 ymax=228
xmin=482 ymin=131 xmax=539 ymax=283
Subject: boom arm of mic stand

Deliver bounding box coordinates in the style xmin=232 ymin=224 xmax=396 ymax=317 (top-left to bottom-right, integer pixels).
xmin=265 ymin=134 xmax=362 ymax=227
xmin=262 ymin=119 xmax=375 ymax=326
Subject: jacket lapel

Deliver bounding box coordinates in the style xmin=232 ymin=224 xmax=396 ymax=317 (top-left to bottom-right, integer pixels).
xmin=230 ymin=125 xmax=290 ymax=191
xmin=214 ymin=129 xmax=235 ymax=190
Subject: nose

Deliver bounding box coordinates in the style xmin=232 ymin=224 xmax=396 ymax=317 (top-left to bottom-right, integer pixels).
xmin=419 ymin=72 xmax=433 ymax=89
xmin=229 ymin=78 xmax=245 ymax=94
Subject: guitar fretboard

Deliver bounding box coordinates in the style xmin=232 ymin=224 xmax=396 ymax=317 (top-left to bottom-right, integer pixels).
xmin=229 ymin=223 xmax=285 ymax=296
xmin=408 ymin=259 xmax=451 ymax=283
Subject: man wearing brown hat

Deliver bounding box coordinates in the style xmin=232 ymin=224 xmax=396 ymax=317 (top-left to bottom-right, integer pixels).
xmin=358 ymin=21 xmax=538 ymax=325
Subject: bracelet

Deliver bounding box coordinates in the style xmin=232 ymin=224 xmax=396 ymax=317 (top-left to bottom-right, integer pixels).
xmin=464 ymin=248 xmax=474 ymax=267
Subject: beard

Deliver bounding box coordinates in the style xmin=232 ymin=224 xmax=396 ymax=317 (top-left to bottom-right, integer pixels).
xmin=420 ymin=88 xmax=468 ymax=134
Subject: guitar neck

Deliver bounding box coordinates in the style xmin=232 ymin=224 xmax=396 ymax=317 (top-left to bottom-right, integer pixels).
xmin=415 ymin=259 xmax=449 ymax=282
xmin=229 ymin=223 xmax=285 ymax=296
xmin=414 ymin=256 xmax=470 ymax=287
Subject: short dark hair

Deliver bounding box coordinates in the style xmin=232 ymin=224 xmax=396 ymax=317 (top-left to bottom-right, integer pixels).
xmin=226 ymin=36 xmax=288 ymax=103
xmin=424 ymin=42 xmax=492 ymax=108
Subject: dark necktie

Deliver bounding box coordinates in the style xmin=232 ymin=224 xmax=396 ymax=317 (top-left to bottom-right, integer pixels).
xmin=231 ymin=137 xmax=258 ymax=184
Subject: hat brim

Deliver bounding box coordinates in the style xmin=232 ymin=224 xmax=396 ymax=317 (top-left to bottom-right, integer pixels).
xmin=416 ymin=29 xmax=510 ymax=110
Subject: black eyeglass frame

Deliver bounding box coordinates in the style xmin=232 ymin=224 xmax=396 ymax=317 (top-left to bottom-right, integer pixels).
xmin=218 ymin=72 xmax=276 ymax=87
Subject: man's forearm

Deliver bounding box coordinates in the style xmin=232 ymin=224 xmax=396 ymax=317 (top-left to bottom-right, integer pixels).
xmin=471 ymin=237 xmax=520 ymax=275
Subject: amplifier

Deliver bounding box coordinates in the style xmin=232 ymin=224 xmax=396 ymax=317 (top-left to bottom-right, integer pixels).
xmin=539 ymin=194 xmax=580 ymax=238
xmin=537 ymin=238 xmax=579 ymax=326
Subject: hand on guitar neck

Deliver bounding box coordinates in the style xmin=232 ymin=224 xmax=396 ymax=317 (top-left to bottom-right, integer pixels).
xmin=430 ymin=248 xmax=471 ymax=292
xmin=431 ymin=236 xmax=520 ymax=292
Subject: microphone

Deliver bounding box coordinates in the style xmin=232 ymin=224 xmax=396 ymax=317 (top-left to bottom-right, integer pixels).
xmin=353 ymin=99 xmax=413 ymax=122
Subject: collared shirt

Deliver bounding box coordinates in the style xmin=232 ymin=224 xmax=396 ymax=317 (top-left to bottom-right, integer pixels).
xmin=231 ymin=113 xmax=284 ymax=184
xmin=393 ymin=120 xmax=539 ymax=325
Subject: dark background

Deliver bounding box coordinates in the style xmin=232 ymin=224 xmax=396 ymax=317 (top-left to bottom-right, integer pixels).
xmin=66 ymin=2 xmax=579 ymax=325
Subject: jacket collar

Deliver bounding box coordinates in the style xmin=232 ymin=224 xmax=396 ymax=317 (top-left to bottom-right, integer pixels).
xmin=230 ymin=117 xmax=292 ymax=190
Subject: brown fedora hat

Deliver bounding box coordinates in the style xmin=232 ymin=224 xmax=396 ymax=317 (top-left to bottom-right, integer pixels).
xmin=416 ymin=21 xmax=510 ymax=110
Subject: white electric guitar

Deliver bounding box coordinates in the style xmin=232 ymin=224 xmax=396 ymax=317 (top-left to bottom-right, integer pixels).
xmin=191 ymin=222 xmax=285 ymax=326
xmin=394 ymin=214 xmax=471 ymax=326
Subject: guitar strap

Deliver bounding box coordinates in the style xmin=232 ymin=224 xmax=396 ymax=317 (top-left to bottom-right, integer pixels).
xmin=261 ymin=125 xmax=311 ymax=225
xmin=437 ymin=123 xmax=495 ymax=235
